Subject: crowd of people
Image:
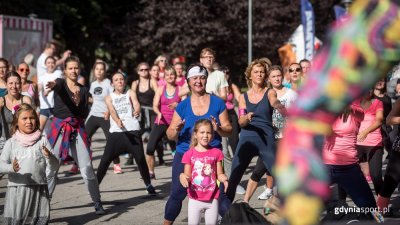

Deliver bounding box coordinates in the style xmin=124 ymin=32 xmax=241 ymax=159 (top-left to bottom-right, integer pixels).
xmin=0 ymin=40 xmax=399 ymax=225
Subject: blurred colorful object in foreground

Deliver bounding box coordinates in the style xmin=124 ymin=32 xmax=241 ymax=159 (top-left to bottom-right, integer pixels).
xmin=276 ymin=0 xmax=400 ymax=224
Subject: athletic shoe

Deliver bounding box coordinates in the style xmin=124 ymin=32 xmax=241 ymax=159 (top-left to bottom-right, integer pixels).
xmin=69 ymin=164 xmax=79 ymax=174
xmin=113 ymin=164 xmax=123 ymax=174
xmin=94 ymin=201 xmax=106 ymax=215
xmin=146 ymin=184 xmax=157 ymax=196
xmin=236 ymin=185 xmax=246 ymax=195
xmin=258 ymin=186 xmax=273 ymax=200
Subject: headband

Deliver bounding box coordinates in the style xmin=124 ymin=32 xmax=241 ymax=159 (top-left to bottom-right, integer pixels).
xmin=186 ymin=66 xmax=207 ymax=79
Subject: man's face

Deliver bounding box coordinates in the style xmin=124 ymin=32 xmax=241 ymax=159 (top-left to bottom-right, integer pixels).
xmin=200 ymin=52 xmax=215 ymax=70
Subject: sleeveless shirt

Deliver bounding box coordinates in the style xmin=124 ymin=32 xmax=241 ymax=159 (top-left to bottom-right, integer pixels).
xmin=109 ymin=90 xmax=140 ymax=133
xmin=136 ymin=79 xmax=155 ymax=107
xmin=241 ymin=89 xmax=274 ymax=137
xmin=157 ymin=86 xmax=181 ymax=125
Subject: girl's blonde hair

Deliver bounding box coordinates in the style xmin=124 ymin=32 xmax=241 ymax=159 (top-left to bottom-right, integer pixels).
xmin=10 ymin=103 xmax=40 ymax=135
xmin=190 ymin=119 xmax=213 ymax=148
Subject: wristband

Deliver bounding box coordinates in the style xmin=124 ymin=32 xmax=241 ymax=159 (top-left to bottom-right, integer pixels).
xmin=239 ymin=108 xmax=247 ymax=116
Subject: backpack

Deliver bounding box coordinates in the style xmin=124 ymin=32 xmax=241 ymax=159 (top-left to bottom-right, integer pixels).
xmin=220 ymin=201 xmax=269 ymax=224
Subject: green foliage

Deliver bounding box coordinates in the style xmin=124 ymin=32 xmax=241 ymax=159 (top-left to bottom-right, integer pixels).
xmin=1 ymin=0 xmax=336 ymax=84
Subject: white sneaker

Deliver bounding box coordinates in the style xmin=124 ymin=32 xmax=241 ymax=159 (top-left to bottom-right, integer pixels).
xmin=257 ymin=186 xmax=273 ymax=200
xmin=236 ymin=185 xmax=246 ymax=195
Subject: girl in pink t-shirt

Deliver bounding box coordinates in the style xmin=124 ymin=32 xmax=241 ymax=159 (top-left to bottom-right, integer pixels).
xmin=180 ymin=119 xmax=228 ymax=225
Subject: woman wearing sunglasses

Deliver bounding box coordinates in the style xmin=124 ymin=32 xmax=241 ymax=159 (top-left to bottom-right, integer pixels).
xmin=283 ymin=63 xmax=303 ymax=91
xmin=17 ymin=62 xmax=39 ymax=108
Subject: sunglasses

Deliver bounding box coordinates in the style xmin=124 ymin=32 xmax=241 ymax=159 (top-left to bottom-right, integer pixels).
xmin=19 ymin=68 xmax=30 ymax=73
xmin=139 ymin=68 xmax=149 ymax=72
xmin=289 ymin=68 xmax=301 ymax=73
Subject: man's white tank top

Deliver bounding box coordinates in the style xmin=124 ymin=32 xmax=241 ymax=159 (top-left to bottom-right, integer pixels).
xmin=109 ymin=89 xmax=140 ymax=133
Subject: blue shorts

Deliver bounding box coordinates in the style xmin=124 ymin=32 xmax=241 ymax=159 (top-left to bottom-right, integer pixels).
xmin=40 ymin=108 xmax=54 ymax=118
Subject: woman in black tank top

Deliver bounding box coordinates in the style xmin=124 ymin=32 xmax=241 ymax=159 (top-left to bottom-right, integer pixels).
xmin=130 ymin=63 xmax=163 ymax=165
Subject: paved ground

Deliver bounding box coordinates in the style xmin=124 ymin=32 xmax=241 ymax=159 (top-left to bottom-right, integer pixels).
xmin=1 ymin=129 xmax=400 ymax=224
xmin=0 ymin=130 xmax=266 ymax=225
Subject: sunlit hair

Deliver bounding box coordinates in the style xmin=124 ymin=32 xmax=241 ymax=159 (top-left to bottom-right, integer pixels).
xmin=190 ymin=119 xmax=213 ymax=148
xmin=111 ymin=71 xmax=126 ymax=82
xmin=45 ymin=56 xmax=56 ymax=64
xmin=10 ymin=103 xmax=40 ymax=135
xmin=268 ymin=65 xmax=283 ymax=77
xmin=244 ymin=59 xmax=267 ymax=88
xmin=64 ymin=56 xmax=80 ymax=69
xmin=154 ymin=55 xmax=168 ymax=68
xmin=164 ymin=66 xmax=177 ymax=77
xmin=200 ymin=48 xmax=216 ymax=58
xmin=289 ymin=62 xmax=301 ymax=69
xmin=17 ymin=62 xmax=29 ymax=70
xmin=136 ymin=62 xmax=150 ymax=73
xmin=259 ymin=57 xmax=272 ymax=69
xmin=266 ymin=65 xmax=283 ymax=88
xmin=92 ymin=61 xmax=107 ymax=76
xmin=6 ymin=71 xmax=22 ymax=83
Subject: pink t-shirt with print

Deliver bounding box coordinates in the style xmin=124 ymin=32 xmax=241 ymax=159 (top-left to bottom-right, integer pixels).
xmin=182 ymin=147 xmax=224 ymax=201
xmin=354 ymin=99 xmax=383 ymax=147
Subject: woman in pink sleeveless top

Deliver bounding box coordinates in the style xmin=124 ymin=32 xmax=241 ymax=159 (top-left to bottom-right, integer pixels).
xmin=146 ymin=66 xmax=186 ymax=178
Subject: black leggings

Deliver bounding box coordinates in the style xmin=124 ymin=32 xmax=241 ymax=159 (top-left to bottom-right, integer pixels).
xmin=146 ymin=124 xmax=176 ymax=156
xmin=227 ymin=109 xmax=240 ymax=153
xmin=86 ymin=115 xmax=119 ymax=164
xmin=97 ymin=131 xmax=151 ymax=186
xmin=250 ymin=157 xmax=272 ymax=182
xmin=356 ymin=145 xmax=383 ymax=195
xmin=380 ymin=150 xmax=400 ymax=197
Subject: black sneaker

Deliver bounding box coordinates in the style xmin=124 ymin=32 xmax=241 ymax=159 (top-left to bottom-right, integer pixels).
xmin=94 ymin=201 xmax=106 ymax=215
xmin=146 ymin=184 xmax=157 ymax=196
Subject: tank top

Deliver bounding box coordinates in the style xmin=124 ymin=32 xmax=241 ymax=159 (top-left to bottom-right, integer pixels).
xmin=225 ymin=92 xmax=234 ymax=110
xmin=241 ymin=89 xmax=274 ymax=137
xmin=109 ymin=90 xmax=141 ymax=133
xmin=157 ymin=86 xmax=181 ymax=125
xmin=21 ymin=83 xmax=36 ymax=99
xmin=136 ymin=79 xmax=155 ymax=107
xmin=0 ymin=88 xmax=7 ymax=97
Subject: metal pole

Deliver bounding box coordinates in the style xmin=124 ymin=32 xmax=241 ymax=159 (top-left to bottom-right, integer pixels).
xmin=248 ymin=0 xmax=252 ymax=64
